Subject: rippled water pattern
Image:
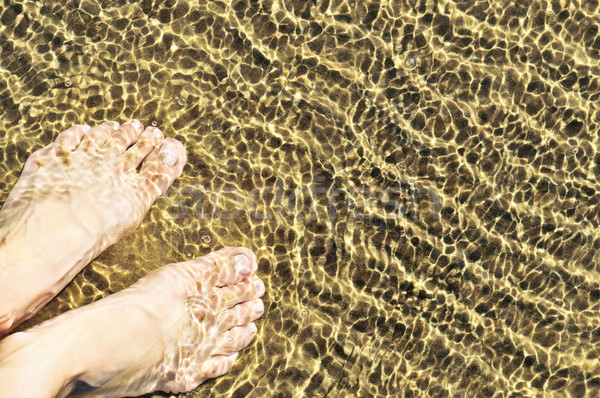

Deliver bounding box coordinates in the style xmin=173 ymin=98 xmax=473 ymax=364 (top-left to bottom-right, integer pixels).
xmin=2 ymin=0 xmax=600 ymax=397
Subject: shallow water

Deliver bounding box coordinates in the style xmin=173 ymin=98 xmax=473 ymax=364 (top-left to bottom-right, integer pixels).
xmin=2 ymin=0 xmax=600 ymax=396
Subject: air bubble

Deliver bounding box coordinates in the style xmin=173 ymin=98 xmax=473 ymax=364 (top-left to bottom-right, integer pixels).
xmin=186 ymin=252 xmax=192 ymax=257
xmin=201 ymin=234 xmax=211 ymax=244
xmin=226 ymin=335 xmax=233 ymax=342
xmin=300 ymin=309 xmax=308 ymax=318
xmin=64 ymin=79 xmax=72 ymax=87
xmin=572 ymin=147 xmax=579 ymax=154
xmin=151 ymin=121 xmax=157 ymax=127
xmin=177 ymin=96 xmax=187 ymax=106
xmin=404 ymin=57 xmax=417 ymax=68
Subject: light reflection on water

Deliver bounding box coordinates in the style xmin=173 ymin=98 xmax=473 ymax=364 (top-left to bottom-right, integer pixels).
xmin=1 ymin=0 xmax=600 ymax=397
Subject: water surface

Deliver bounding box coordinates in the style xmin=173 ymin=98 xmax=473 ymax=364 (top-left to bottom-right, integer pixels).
xmin=1 ymin=0 xmax=600 ymax=396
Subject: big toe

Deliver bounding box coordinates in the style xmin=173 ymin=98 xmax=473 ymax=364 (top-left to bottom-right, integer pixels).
xmin=208 ymin=247 xmax=259 ymax=286
xmin=138 ymin=138 xmax=187 ymax=203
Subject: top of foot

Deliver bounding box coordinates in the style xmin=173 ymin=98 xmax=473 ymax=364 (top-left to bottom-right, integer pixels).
xmin=39 ymin=247 xmax=265 ymax=397
xmin=0 ymin=120 xmax=187 ymax=333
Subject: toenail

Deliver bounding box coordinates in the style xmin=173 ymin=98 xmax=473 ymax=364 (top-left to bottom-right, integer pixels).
xmin=254 ymin=300 xmax=264 ymax=314
xmin=233 ymin=254 xmax=251 ymax=275
xmin=151 ymin=128 xmax=163 ymax=138
xmin=159 ymin=142 xmax=179 ymax=166
xmin=247 ymin=323 xmax=257 ymax=334
xmin=253 ymin=278 xmax=264 ymax=292
xmin=109 ymin=121 xmax=120 ymax=129
xmin=81 ymin=124 xmax=91 ymax=132
xmin=129 ymin=119 xmax=143 ymax=129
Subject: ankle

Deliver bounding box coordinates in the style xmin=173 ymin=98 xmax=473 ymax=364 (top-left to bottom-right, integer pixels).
xmin=0 ymin=236 xmax=85 ymax=334
xmin=0 ymin=330 xmax=81 ymax=397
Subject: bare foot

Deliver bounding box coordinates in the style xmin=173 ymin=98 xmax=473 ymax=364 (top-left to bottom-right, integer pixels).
xmin=0 ymin=120 xmax=187 ymax=334
xmin=0 ymin=247 xmax=265 ymax=398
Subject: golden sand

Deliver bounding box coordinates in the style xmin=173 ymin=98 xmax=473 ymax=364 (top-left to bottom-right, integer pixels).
xmin=1 ymin=0 xmax=600 ymax=396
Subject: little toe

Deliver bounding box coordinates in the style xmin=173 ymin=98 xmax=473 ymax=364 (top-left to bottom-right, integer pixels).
xmin=218 ymin=323 xmax=258 ymax=354
xmin=209 ymin=247 xmax=258 ymax=286
xmin=198 ymin=353 xmax=238 ymax=382
xmin=21 ymin=124 xmax=91 ymax=177
xmin=78 ymin=121 xmax=120 ymax=152
xmin=139 ymin=138 xmax=186 ymax=202
xmin=217 ymin=298 xmax=265 ymax=331
xmin=217 ymin=278 xmax=265 ymax=310
xmin=52 ymin=124 xmax=91 ymax=152
xmin=104 ymin=119 xmax=145 ymax=153
xmin=123 ymin=126 xmax=164 ymax=171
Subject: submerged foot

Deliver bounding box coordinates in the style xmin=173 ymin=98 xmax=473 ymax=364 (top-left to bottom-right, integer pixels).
xmin=0 ymin=247 xmax=265 ymax=397
xmin=0 ymin=120 xmax=187 ymax=334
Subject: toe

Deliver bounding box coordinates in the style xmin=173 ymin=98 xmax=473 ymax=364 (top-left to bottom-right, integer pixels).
xmin=217 ymin=298 xmax=265 ymax=331
xmin=52 ymin=124 xmax=90 ymax=152
xmin=217 ymin=278 xmax=265 ymax=309
xmin=208 ymin=247 xmax=259 ymax=286
xmin=78 ymin=121 xmax=120 ymax=152
xmin=123 ymin=126 xmax=164 ymax=171
xmin=139 ymin=138 xmax=187 ymax=202
xmin=104 ymin=119 xmax=145 ymax=152
xmin=22 ymin=125 xmax=90 ymax=176
xmin=198 ymin=353 xmax=238 ymax=382
xmin=218 ymin=323 xmax=258 ymax=354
